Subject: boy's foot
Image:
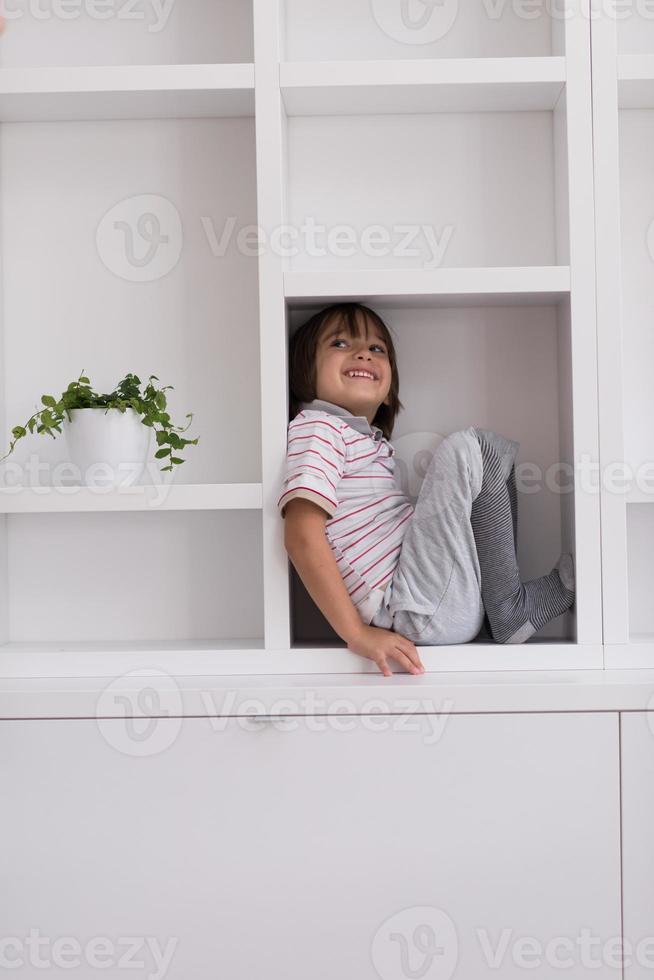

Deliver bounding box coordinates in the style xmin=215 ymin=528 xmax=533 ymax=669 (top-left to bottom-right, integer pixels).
xmin=504 ymin=552 xmax=576 ymax=643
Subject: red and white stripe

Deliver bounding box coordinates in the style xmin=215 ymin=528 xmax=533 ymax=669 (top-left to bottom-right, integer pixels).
xmin=278 ymin=410 xmax=414 ymax=617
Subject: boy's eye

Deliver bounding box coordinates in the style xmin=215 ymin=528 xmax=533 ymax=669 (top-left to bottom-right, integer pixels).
xmin=331 ymin=338 xmax=386 ymax=353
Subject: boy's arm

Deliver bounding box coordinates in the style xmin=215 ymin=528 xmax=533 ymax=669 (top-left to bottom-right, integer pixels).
xmin=283 ymin=497 xmax=365 ymax=646
xmin=283 ymin=498 xmax=424 ymax=676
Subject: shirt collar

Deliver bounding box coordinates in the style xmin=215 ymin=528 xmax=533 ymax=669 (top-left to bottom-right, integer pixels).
xmin=299 ymin=398 xmax=385 ymax=442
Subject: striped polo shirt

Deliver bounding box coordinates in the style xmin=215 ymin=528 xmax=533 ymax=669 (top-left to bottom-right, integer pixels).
xmin=277 ymin=398 xmax=414 ymax=624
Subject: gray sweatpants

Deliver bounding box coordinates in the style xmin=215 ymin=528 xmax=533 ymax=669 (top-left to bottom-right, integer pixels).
xmin=370 ymin=425 xmax=519 ymax=645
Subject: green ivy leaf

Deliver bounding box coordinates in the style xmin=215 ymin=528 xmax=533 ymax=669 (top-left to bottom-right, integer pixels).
xmin=2 ymin=371 xmax=198 ymax=469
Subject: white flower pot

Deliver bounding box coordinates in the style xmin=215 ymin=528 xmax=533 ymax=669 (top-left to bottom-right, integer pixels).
xmin=63 ymin=407 xmax=151 ymax=487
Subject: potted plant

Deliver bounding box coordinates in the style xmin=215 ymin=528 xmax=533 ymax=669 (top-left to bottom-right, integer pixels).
xmin=0 ymin=371 xmax=199 ymax=487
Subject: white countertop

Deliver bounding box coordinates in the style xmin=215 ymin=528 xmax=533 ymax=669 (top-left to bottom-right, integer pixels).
xmin=2 ymin=669 xmax=654 ymax=718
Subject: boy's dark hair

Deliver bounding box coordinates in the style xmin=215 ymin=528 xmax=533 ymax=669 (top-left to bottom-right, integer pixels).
xmin=288 ymin=302 xmax=403 ymax=441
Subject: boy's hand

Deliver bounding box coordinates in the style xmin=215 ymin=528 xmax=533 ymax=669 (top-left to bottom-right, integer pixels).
xmin=346 ymin=624 xmax=425 ymax=677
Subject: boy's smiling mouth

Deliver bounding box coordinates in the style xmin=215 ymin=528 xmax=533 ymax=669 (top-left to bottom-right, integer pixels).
xmin=344 ymin=369 xmax=377 ymax=380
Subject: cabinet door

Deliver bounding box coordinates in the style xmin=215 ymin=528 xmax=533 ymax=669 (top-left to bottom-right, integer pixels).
xmin=0 ymin=712 xmax=620 ymax=979
xmin=620 ymin=712 xmax=654 ymax=979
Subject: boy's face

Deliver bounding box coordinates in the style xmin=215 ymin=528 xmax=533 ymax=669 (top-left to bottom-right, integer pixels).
xmin=314 ymin=313 xmax=393 ymax=424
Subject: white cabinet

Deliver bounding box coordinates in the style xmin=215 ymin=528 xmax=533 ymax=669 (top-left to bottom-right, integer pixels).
xmin=0 ymin=8 xmax=263 ymax=667
xmin=0 ymin=0 xmax=606 ymax=676
xmin=0 ymin=711 xmax=620 ymax=977
xmin=620 ymin=711 xmax=654 ymax=979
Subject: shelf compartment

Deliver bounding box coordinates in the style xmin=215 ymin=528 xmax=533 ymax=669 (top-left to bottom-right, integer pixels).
xmin=0 ymin=114 xmax=260 ymax=488
xmin=284 ymin=266 xmax=571 ymax=308
xmin=0 ymin=0 xmax=253 ymax=69
xmin=287 ymin=300 xmax=576 ymax=647
xmin=0 ymin=483 xmax=263 ymax=514
xmin=281 ymin=58 xmax=566 ymax=116
xmin=0 ymin=65 xmax=255 ymax=121
xmin=285 ymin=110 xmax=562 ymax=270
xmin=0 ymin=510 xmax=263 ymax=645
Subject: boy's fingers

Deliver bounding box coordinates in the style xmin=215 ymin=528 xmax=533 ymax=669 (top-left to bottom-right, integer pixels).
xmin=376 ymin=655 xmax=392 ymax=677
xmin=392 ymin=649 xmax=421 ymax=675
xmin=407 ymin=649 xmax=425 ymax=671
xmin=397 ymin=640 xmax=424 ymax=671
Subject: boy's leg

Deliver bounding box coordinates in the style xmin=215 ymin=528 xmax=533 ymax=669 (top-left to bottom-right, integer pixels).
xmin=470 ymin=431 xmax=575 ymax=644
xmin=473 ymin=462 xmax=518 ymax=641
xmin=372 ymin=427 xmax=486 ymax=644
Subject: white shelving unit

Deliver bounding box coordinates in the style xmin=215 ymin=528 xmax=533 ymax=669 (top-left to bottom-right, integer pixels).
xmin=280 ymin=57 xmax=566 ymax=115
xmin=0 ymin=64 xmax=256 ymax=121
xmin=0 ymin=0 xmax=605 ymax=677
xmin=592 ymin=3 xmax=654 ymax=667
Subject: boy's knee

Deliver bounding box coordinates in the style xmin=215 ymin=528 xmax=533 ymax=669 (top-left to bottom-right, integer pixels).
xmin=438 ymin=428 xmax=482 ymax=473
xmin=440 ymin=427 xmax=478 ymax=456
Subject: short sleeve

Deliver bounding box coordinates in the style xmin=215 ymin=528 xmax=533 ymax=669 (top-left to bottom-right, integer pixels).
xmin=277 ymin=413 xmax=347 ymax=519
